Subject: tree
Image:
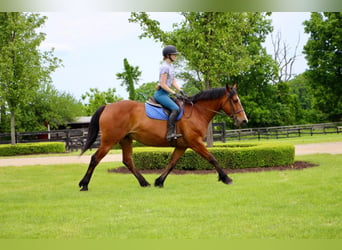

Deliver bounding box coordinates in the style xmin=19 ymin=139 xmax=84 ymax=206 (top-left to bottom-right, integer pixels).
xmin=303 ymin=12 xmax=342 ymax=121
xmin=116 ymin=58 xmax=141 ymax=100
xmin=81 ymin=88 xmax=122 ymax=115
xmin=287 ymin=73 xmax=324 ymax=123
xmin=129 ymin=12 xmax=274 ymax=146
xmin=14 ymin=83 xmax=84 ymax=131
xmin=271 ymin=31 xmax=300 ymax=83
xmin=135 ymin=81 xmax=158 ymax=102
xmin=130 ymin=12 xmax=266 ymax=89
xmin=0 ymin=12 xmax=61 ymax=144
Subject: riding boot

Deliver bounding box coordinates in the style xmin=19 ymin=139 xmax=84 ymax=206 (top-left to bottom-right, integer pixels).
xmin=166 ymin=110 xmax=182 ymax=141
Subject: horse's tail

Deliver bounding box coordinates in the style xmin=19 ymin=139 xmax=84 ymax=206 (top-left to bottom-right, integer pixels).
xmin=80 ymin=105 xmax=106 ymax=155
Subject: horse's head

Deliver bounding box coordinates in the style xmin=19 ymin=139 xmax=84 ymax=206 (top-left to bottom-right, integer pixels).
xmin=222 ymin=84 xmax=248 ymax=127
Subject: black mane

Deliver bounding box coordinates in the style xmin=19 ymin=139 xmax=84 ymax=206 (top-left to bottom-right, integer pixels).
xmin=190 ymin=87 xmax=227 ymax=103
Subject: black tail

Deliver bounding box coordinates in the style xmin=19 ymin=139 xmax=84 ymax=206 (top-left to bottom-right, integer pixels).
xmin=80 ymin=105 xmax=106 ymax=155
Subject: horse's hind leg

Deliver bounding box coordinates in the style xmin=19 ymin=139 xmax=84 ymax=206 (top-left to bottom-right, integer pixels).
xmin=79 ymin=144 xmax=112 ymax=191
xmin=120 ymin=137 xmax=150 ymax=187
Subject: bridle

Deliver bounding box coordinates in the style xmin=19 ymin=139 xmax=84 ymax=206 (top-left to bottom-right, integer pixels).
xmin=179 ymin=89 xmax=244 ymax=119
xmin=220 ymin=89 xmax=245 ymax=119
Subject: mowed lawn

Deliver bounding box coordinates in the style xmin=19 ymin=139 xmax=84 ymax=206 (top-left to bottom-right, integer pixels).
xmin=0 ymin=153 xmax=341 ymax=239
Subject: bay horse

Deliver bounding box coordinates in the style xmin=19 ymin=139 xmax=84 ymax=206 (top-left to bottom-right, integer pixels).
xmin=79 ymin=84 xmax=248 ymax=191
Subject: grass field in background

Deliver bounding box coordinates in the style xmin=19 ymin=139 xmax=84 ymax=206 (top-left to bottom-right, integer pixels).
xmin=0 ymin=153 xmax=341 ymax=239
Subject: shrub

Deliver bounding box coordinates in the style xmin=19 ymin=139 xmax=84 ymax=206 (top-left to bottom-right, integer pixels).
xmin=0 ymin=142 xmax=66 ymax=156
xmin=133 ymin=143 xmax=294 ymax=170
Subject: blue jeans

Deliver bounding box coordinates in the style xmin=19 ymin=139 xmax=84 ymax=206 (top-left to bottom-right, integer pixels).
xmin=154 ymin=88 xmax=179 ymax=112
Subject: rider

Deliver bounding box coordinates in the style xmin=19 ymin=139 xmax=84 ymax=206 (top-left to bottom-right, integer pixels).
xmin=154 ymin=45 xmax=184 ymax=141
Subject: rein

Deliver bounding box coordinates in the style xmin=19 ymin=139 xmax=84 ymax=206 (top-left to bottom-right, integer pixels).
xmin=204 ymin=108 xmax=245 ymax=118
xmin=179 ymin=96 xmax=194 ymax=119
xmin=177 ymin=90 xmax=244 ymax=119
xmin=207 ymin=94 xmax=245 ymax=118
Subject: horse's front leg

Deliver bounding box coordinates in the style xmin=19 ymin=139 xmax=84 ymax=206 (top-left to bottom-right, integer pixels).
xmin=120 ymin=137 xmax=150 ymax=187
xmin=191 ymin=140 xmax=233 ymax=185
xmin=155 ymin=147 xmax=186 ymax=187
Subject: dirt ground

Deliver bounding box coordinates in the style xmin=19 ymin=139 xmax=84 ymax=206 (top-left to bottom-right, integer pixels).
xmin=0 ymin=142 xmax=341 ymax=167
xmin=109 ymin=161 xmax=318 ymax=175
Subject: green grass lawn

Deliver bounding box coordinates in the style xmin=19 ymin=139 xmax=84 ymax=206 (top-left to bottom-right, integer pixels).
xmin=0 ymin=153 xmax=341 ymax=239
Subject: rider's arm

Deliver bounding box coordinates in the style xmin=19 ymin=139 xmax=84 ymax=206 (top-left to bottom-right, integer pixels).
xmin=171 ymin=79 xmax=182 ymax=92
xmin=160 ymin=73 xmax=176 ymax=94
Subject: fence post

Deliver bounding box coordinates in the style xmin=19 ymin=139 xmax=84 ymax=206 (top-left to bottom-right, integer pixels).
xmin=222 ymin=122 xmax=226 ymax=143
xmin=16 ymin=132 xmax=20 ymax=143
xmin=66 ymin=130 xmax=71 ymax=151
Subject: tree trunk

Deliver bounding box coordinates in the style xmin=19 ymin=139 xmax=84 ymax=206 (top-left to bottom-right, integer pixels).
xmin=204 ymin=77 xmax=214 ymax=147
xmin=10 ymin=111 xmax=16 ymax=145
xmin=0 ymin=104 xmax=6 ymax=133
xmin=206 ymin=121 xmax=214 ymax=148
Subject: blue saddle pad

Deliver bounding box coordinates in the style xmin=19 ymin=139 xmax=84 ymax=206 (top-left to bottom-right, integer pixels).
xmin=145 ymin=103 xmax=183 ymax=121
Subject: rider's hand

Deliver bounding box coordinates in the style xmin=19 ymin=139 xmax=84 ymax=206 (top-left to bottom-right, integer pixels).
xmin=175 ymin=93 xmax=183 ymax=99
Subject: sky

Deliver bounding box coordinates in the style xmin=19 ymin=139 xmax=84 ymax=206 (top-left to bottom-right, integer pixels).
xmin=38 ymin=12 xmax=311 ymax=100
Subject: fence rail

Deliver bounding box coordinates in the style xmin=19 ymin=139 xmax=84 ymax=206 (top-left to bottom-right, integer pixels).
xmin=213 ymin=122 xmax=342 ymax=142
xmin=1 ymin=122 xmax=341 ymax=150
xmin=0 ymin=129 xmax=99 ymax=151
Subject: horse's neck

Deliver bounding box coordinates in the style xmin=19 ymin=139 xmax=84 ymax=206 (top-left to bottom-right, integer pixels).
xmin=191 ymin=99 xmax=221 ymax=123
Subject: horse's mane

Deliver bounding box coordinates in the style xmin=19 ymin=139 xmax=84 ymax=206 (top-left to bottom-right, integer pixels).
xmin=190 ymin=87 xmax=226 ymax=103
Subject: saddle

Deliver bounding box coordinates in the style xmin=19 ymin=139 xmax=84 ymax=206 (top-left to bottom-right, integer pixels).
xmin=145 ymin=97 xmax=184 ymax=121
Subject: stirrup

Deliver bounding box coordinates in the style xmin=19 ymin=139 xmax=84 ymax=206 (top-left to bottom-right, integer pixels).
xmin=166 ymin=133 xmax=182 ymax=141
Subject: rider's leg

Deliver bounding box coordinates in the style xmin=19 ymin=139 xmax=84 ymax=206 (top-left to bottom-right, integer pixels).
xmin=154 ymin=89 xmax=182 ymax=141
xmin=166 ymin=109 xmax=182 ymax=141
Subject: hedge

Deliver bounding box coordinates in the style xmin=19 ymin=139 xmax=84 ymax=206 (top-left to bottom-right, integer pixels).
xmin=0 ymin=142 xmax=66 ymax=156
xmin=133 ymin=143 xmax=295 ymax=170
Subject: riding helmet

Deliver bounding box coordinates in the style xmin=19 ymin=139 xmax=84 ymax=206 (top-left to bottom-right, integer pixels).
xmin=162 ymin=45 xmax=180 ymax=57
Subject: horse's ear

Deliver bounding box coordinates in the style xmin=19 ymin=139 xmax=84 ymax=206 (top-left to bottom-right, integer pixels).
xmin=233 ymin=83 xmax=238 ymax=90
xmin=225 ymin=83 xmax=230 ymax=92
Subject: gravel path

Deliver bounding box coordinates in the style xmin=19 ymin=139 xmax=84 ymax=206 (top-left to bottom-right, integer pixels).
xmin=294 ymin=142 xmax=342 ymax=155
xmin=0 ymin=154 xmax=122 ymax=167
xmin=0 ymin=142 xmax=341 ymax=167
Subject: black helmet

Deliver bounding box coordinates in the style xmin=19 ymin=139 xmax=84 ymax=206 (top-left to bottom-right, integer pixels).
xmin=162 ymin=45 xmax=179 ymax=57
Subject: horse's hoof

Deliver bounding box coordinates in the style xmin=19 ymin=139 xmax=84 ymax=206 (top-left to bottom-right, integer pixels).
xmin=223 ymin=178 xmax=233 ymax=185
xmin=140 ymin=182 xmax=151 ymax=187
xmin=154 ymin=178 xmax=164 ymax=188
xmin=80 ymin=186 xmax=88 ymax=191
xmin=219 ymin=175 xmax=233 ymax=185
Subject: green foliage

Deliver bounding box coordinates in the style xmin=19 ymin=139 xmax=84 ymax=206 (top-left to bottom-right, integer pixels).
xmin=133 ymin=143 xmax=294 ymax=170
xmin=303 ymin=12 xmax=342 ymax=121
xmin=0 ymin=142 xmax=65 ymax=156
xmin=130 ymin=12 xmax=273 ymax=90
xmin=81 ymin=87 xmax=122 ymax=115
xmin=287 ymin=73 xmax=325 ymax=123
xmin=0 ymin=13 xmax=62 ymax=143
xmin=135 ymin=81 xmax=158 ymax=102
xmin=116 ymin=58 xmax=141 ymax=100
xmin=16 ymin=83 xmax=84 ymax=131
